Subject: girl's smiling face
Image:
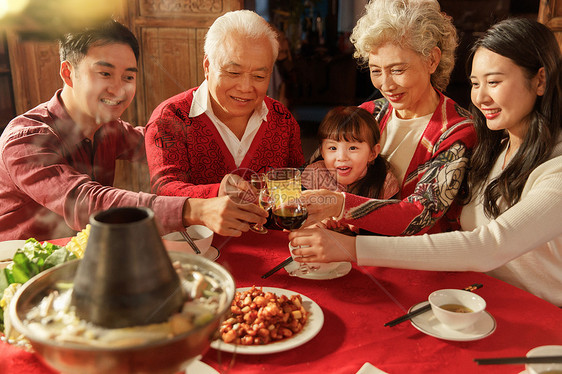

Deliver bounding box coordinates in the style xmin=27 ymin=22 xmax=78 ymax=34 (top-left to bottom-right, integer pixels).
xmin=321 ymin=139 xmax=379 ymax=187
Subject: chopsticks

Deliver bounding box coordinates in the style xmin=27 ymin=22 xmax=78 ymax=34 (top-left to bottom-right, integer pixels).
xmin=474 ymin=356 xmax=562 ymax=365
xmin=261 ymin=256 xmax=293 ymax=279
xmin=384 ymin=283 xmax=483 ymax=327
xmin=179 ymin=230 xmax=201 ymax=254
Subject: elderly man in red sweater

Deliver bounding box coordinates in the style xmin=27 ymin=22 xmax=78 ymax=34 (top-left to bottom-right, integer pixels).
xmin=145 ymin=10 xmax=304 ymax=200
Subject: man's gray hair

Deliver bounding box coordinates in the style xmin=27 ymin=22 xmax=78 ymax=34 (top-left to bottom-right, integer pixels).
xmin=204 ymin=10 xmax=279 ymax=67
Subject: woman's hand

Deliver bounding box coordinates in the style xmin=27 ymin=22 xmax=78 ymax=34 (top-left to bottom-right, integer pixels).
xmin=323 ymin=218 xmax=359 ymax=234
xmin=301 ymin=189 xmax=344 ymax=226
xmin=288 ymin=227 xmax=357 ymax=263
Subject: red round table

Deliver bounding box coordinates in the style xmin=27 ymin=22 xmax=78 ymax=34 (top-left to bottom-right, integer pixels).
xmin=1 ymin=230 xmax=561 ymax=374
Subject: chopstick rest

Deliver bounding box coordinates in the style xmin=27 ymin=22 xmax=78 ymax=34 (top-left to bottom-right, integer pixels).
xmin=474 ymin=356 xmax=562 ymax=365
xmin=384 ymin=283 xmax=483 ymax=327
xmin=261 ymin=256 xmax=293 ymax=279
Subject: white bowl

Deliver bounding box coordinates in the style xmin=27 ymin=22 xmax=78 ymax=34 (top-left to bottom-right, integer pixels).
xmin=428 ymin=289 xmax=486 ymax=330
xmin=526 ymin=345 xmax=562 ymax=374
xmin=162 ymin=225 xmax=214 ymax=255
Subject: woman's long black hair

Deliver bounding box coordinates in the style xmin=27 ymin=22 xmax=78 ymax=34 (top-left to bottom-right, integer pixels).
xmin=465 ymin=18 xmax=562 ymax=218
xmin=309 ymin=106 xmax=392 ymax=199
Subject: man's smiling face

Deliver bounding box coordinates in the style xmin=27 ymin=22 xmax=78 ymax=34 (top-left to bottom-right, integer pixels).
xmin=68 ymin=42 xmax=137 ymax=129
xmin=204 ymin=33 xmax=274 ymax=125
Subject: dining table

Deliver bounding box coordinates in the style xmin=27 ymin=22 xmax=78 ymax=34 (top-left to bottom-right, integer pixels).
xmin=1 ymin=229 xmax=561 ymax=374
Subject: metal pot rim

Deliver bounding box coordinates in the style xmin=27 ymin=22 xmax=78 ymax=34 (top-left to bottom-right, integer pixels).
xmin=8 ymin=251 xmax=235 ymax=352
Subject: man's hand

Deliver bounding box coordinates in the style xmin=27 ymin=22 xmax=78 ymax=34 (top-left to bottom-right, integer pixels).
xmin=182 ymin=195 xmax=267 ymax=237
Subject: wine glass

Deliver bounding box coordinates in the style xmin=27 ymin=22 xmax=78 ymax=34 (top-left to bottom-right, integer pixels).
xmin=249 ymin=174 xmax=269 ymax=234
xmin=272 ymin=199 xmax=308 ymax=231
xmin=271 ymin=198 xmax=317 ymax=275
xmin=250 ymin=173 xmax=266 ymax=191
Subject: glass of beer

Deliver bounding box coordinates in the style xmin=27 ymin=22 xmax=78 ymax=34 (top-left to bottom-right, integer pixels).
xmin=265 ymin=168 xmax=302 ymax=209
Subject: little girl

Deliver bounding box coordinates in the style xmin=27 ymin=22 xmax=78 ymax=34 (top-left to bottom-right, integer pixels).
xmin=302 ymin=106 xmax=398 ymax=199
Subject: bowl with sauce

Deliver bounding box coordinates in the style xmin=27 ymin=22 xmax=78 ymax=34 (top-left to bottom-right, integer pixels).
xmin=428 ymin=289 xmax=486 ymax=330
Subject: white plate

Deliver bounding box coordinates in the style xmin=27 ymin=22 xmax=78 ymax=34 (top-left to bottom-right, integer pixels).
xmin=0 ymin=240 xmax=27 ymax=267
xmin=185 ymin=359 xmax=218 ymax=374
xmin=284 ymin=261 xmax=352 ymax=280
xmin=202 ymin=246 xmax=220 ymax=261
xmin=409 ymin=301 xmax=496 ymax=341
xmin=210 ymin=287 xmax=324 ymax=354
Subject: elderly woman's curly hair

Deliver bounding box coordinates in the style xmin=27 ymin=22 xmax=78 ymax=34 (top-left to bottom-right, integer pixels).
xmin=350 ymin=0 xmax=457 ymax=92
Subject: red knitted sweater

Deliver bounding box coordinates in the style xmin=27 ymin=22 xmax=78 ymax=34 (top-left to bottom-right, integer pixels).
xmin=145 ymin=88 xmax=305 ymax=198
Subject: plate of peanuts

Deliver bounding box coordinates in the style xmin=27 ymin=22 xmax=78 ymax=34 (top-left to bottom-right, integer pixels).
xmin=211 ymin=286 xmax=324 ymax=354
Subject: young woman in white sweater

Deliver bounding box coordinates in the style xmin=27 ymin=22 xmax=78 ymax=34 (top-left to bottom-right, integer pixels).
xmin=290 ymin=18 xmax=562 ymax=306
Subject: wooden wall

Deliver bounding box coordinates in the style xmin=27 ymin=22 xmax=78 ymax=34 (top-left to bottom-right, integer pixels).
xmin=539 ymin=0 xmax=562 ymax=49
xmin=6 ymin=37 xmax=60 ymax=116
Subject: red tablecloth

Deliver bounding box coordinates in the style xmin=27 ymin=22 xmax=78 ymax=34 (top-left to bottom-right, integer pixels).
xmin=2 ymin=230 xmax=561 ymax=374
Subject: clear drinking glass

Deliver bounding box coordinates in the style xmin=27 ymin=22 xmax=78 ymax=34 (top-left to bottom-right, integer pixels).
xmin=249 ymin=173 xmax=269 ymax=234
xmin=271 ymin=197 xmax=315 ymax=275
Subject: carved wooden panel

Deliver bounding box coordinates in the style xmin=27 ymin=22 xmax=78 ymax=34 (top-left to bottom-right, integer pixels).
xmin=139 ymin=0 xmax=223 ymax=16
xmin=140 ymin=27 xmax=200 ymax=122
xmin=7 ymin=34 xmax=60 ymax=114
xmin=0 ymin=31 xmax=15 ymax=129
xmin=196 ymin=28 xmax=207 ymax=83
xmin=539 ymin=0 xmax=562 ymax=48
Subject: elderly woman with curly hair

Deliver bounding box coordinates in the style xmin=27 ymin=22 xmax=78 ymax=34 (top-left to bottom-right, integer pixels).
xmin=302 ymin=0 xmax=476 ymax=236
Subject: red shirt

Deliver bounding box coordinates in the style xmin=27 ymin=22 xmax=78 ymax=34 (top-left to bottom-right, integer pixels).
xmin=0 ymin=91 xmax=187 ymax=240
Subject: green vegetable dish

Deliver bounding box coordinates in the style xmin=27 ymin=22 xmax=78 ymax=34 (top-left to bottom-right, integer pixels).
xmin=0 ymin=238 xmax=76 ymax=332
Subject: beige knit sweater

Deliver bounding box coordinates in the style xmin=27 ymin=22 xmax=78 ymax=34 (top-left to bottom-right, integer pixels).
xmin=357 ymin=136 xmax=562 ymax=306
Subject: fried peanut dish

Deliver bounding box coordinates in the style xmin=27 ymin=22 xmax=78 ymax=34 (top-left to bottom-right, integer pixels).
xmin=220 ymin=286 xmax=309 ymax=345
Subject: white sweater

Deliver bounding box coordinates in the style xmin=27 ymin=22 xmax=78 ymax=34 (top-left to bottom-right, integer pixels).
xmin=356 ymin=137 xmax=562 ymax=306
